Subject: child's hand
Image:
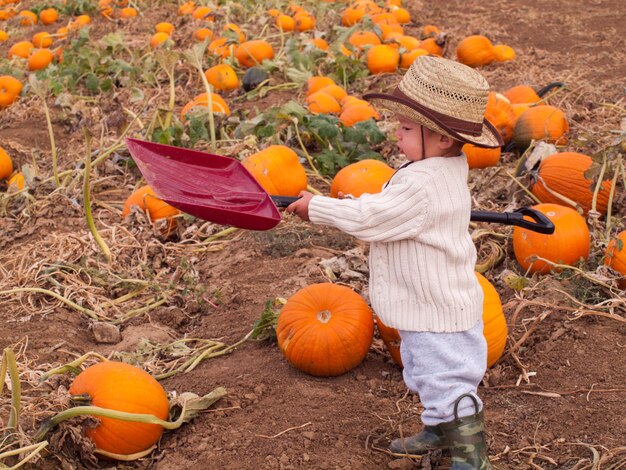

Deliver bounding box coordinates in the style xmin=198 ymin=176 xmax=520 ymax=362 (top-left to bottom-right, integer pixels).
xmin=286 ymin=191 xmax=314 ymax=221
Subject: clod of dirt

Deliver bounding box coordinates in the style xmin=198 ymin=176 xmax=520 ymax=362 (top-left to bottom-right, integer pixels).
xmin=90 ymin=322 xmax=121 ymax=344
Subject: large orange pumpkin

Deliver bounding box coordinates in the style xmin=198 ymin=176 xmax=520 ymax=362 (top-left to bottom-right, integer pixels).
xmin=234 ymin=40 xmax=274 ymax=68
xmin=605 ymin=230 xmax=626 ymax=288
xmin=0 ymin=146 xmax=13 ymax=179
xmin=513 ymin=105 xmax=568 ymax=149
xmin=462 ymin=143 xmax=501 ymax=169
xmin=377 ymin=272 xmax=507 ymax=368
xmin=513 ymin=203 xmax=590 ymax=274
xmin=276 ymin=283 xmax=375 ymax=377
xmin=456 ymin=35 xmax=496 ymax=67
xmin=204 ymin=64 xmax=239 ymax=91
xmin=330 ymin=159 xmax=394 ymax=198
xmin=242 ymin=145 xmax=307 ymax=196
xmin=339 ymin=104 xmax=380 ymax=127
xmin=69 ymin=361 xmax=169 ymax=455
xmin=530 ymin=152 xmax=613 ymax=215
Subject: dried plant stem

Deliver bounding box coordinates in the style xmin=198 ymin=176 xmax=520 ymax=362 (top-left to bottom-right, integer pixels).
xmin=83 ymin=130 xmax=111 ymax=262
xmin=95 ymin=445 xmax=156 ymax=461
xmin=0 ymin=288 xmax=103 ymax=321
xmin=292 ymin=118 xmax=331 ymax=184
xmin=531 ymin=256 xmax=615 ymax=290
xmin=504 ymin=170 xmax=541 ymax=203
xmin=605 ymin=157 xmax=622 ymax=239
xmin=590 ymin=152 xmax=608 ymax=215
xmin=1 ymin=349 xmax=21 ymax=435
xmin=0 ymin=441 xmax=48 ymax=468
xmin=202 ymin=226 xmax=239 ymax=243
xmin=112 ymin=297 xmax=168 ymax=324
xmin=186 ymin=43 xmax=216 ymax=150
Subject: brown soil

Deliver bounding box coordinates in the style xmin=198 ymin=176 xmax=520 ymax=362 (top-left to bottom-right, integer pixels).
xmin=1 ymin=1 xmax=625 ymax=469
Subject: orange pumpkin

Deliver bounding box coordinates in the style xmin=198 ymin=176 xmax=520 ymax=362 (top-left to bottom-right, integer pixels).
xmin=456 ymin=35 xmax=496 ymax=67
xmin=493 ymin=44 xmax=515 ymax=62
xmin=513 ymin=105 xmax=568 ymax=149
xmin=462 ymin=143 xmax=501 ymax=169
xmin=28 ymin=48 xmax=55 ymax=71
xmin=503 ymin=85 xmax=541 ymax=104
xmin=204 ymin=64 xmax=239 ymax=91
xmin=484 ymin=92 xmax=517 ymax=144
xmin=39 ymin=7 xmax=59 ymax=25
xmin=341 ymin=7 xmax=365 ymax=26
xmin=69 ymin=361 xmax=169 ymax=455
xmin=530 ymin=152 xmax=612 ymax=215
xmin=0 ymin=75 xmax=22 ymax=108
xmin=242 ymin=145 xmax=307 ymax=196
xmin=0 ymin=146 xmax=13 ymax=179
xmin=318 ymin=84 xmax=347 ymax=102
xmin=366 ymin=44 xmax=400 ymax=74
xmin=306 ymin=76 xmax=335 ymax=96
xmin=234 ymin=40 xmax=274 ymax=68
xmin=419 ymin=37 xmax=443 ymax=56
xmin=180 ymin=92 xmax=230 ymax=122
xmin=121 ymin=185 xmax=180 ymax=235
xmin=377 ymin=272 xmax=508 ymax=368
xmin=275 ymin=14 xmax=295 ymax=31
xmin=306 ymin=91 xmax=341 ymax=114
xmin=330 ymin=159 xmax=394 ymax=198
xmin=339 ymin=104 xmax=380 ymax=127
xmin=513 ymin=203 xmax=590 ymax=274
xmin=294 ymin=11 xmax=315 ymax=31
xmin=348 ymin=30 xmax=381 ymax=53
xmin=400 ymin=48 xmax=428 ymax=69
xmin=605 ymin=230 xmax=626 ymax=288
xmin=8 ymin=172 xmax=24 ymax=190
xmin=276 ymin=283 xmax=375 ymax=377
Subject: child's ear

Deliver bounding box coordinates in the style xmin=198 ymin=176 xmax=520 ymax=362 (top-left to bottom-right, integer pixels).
xmin=439 ymin=134 xmax=455 ymax=149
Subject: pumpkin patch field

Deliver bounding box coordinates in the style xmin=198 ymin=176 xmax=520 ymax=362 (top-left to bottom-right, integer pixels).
xmin=1 ymin=0 xmax=625 ymax=468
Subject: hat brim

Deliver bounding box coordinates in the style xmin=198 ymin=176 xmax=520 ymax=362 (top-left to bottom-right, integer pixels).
xmin=364 ymin=92 xmax=503 ymax=149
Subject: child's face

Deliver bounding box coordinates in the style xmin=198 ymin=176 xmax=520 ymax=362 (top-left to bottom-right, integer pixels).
xmin=394 ymin=116 xmax=429 ymax=161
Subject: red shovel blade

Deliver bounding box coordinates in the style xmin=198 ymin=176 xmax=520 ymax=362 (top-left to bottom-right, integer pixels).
xmin=125 ymin=138 xmax=282 ymax=230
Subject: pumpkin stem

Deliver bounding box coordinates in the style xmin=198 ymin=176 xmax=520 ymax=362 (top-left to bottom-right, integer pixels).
xmin=70 ymin=393 xmax=92 ymax=406
xmin=39 ymin=352 xmax=109 ymax=382
xmin=316 ymin=309 xmax=332 ymax=324
xmin=33 ymin=387 xmax=227 ymax=443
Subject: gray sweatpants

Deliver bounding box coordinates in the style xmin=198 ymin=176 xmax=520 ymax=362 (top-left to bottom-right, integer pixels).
xmin=399 ymin=319 xmax=487 ymax=425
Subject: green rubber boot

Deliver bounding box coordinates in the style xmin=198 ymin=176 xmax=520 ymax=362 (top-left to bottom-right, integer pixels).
xmin=440 ymin=393 xmax=493 ymax=470
xmin=388 ymin=425 xmax=446 ymax=456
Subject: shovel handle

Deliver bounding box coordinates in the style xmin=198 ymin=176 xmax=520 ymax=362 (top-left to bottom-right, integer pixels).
xmin=471 ymin=208 xmax=555 ymax=234
xmin=272 ymin=197 xmax=555 ymax=234
xmin=271 ymin=196 xmax=300 ymax=208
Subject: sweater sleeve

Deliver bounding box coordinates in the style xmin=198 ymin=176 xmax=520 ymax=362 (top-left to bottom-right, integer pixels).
xmin=308 ymin=178 xmax=429 ymax=242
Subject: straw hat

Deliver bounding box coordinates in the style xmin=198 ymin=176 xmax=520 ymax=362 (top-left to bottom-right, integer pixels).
xmin=364 ymin=56 xmax=503 ymax=148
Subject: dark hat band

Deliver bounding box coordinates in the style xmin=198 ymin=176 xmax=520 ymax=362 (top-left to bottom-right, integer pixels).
xmin=364 ymin=88 xmax=484 ymax=137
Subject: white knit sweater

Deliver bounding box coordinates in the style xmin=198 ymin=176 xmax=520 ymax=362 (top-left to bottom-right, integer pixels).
xmin=309 ymin=156 xmax=483 ymax=333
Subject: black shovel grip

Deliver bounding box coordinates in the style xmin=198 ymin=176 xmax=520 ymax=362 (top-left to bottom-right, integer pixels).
xmin=271 ymin=196 xmax=300 ymax=207
xmin=272 ymin=196 xmax=555 ymax=234
xmin=471 ymin=207 xmax=555 ymax=234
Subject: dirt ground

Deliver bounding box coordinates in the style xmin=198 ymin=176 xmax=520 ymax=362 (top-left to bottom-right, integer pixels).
xmin=0 ymin=0 xmax=625 ymax=469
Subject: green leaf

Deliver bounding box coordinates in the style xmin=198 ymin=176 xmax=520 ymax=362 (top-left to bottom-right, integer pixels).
xmin=85 ymin=73 xmax=99 ymax=92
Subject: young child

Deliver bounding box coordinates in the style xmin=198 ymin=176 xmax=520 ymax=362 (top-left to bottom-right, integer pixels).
xmin=286 ymin=56 xmax=503 ymax=468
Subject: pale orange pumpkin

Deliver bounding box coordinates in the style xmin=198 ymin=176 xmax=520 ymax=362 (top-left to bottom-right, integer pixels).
xmin=306 ymin=76 xmax=335 ymax=96
xmin=330 ymin=159 xmax=394 ymax=197
xmin=8 ymin=172 xmax=24 ymax=190
xmin=234 ymin=40 xmax=274 ymax=68
xmin=513 ymin=203 xmax=590 ymax=274
xmin=503 ymin=85 xmax=541 ymax=104
xmin=605 ymin=230 xmax=626 ymax=288
xmin=121 ymin=185 xmax=180 ymax=235
xmin=400 ymin=48 xmax=428 ymax=69
xmin=462 ymin=143 xmax=501 ymax=169
xmin=493 ymin=44 xmax=515 ymax=62
xmin=530 ymin=152 xmax=612 ymax=215
xmin=377 ymin=272 xmax=508 ymax=368
xmin=306 ymin=91 xmax=341 ymax=114
xmin=180 ymin=92 xmax=230 ymax=122
xmin=348 ymin=30 xmax=381 ymax=53
xmin=242 ymin=145 xmax=307 ymax=196
xmin=456 ymin=35 xmax=496 ymax=67
xmin=276 ymin=283 xmax=375 ymax=377
xmin=69 ymin=361 xmax=169 ymax=455
xmin=513 ymin=105 xmax=568 ymax=149
xmin=204 ymin=64 xmax=239 ymax=91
